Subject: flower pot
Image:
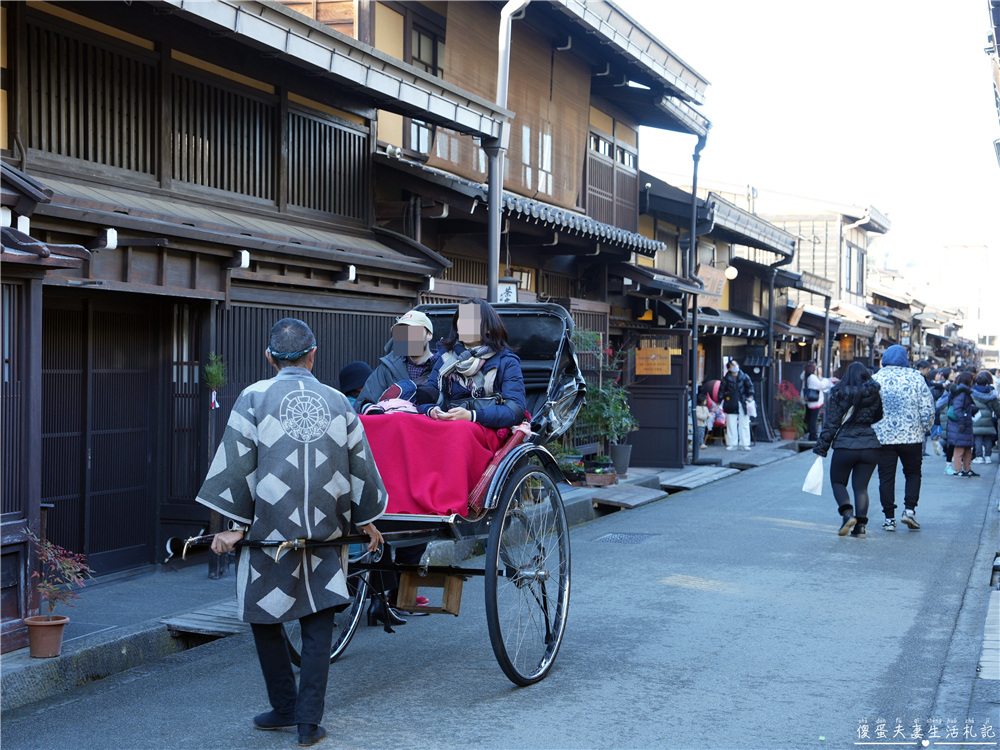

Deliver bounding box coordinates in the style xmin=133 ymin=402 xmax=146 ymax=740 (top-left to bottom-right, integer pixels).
xmin=779 ymin=428 xmax=798 ymax=441
xmin=25 ymin=615 xmax=69 ymax=658
xmin=583 ymin=460 xmax=614 ymax=471
xmin=586 ymin=471 xmax=617 ymax=487
xmin=609 ymin=444 xmax=632 ymax=476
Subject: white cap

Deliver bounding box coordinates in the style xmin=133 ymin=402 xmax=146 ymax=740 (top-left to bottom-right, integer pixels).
xmin=392 ymin=310 xmax=434 ymax=335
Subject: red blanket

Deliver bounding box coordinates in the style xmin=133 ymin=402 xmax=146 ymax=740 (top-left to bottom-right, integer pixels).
xmin=360 ymin=414 xmax=502 ymax=516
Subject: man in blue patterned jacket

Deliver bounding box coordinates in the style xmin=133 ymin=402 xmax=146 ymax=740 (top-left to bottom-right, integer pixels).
xmin=872 ymin=345 xmax=935 ymax=532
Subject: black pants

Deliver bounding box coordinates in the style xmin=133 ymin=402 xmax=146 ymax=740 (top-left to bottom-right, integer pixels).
xmin=829 ymin=448 xmax=878 ymax=524
xmin=806 ymin=407 xmax=820 ymax=441
xmin=250 ymin=607 xmax=337 ymax=726
xmin=877 ymin=442 xmax=924 ymax=517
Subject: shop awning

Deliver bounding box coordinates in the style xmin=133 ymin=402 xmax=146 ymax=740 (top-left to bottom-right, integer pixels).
xmin=836 ymin=320 xmax=878 ymax=337
xmin=32 ymin=176 xmax=447 ymax=277
xmin=377 ymin=154 xmax=666 ymax=256
xmin=612 ymin=263 xmax=703 ymax=297
xmin=774 ymin=321 xmax=819 ymax=341
xmin=695 ymin=308 xmax=769 ymax=338
xmin=640 ymin=173 xmax=795 ymax=259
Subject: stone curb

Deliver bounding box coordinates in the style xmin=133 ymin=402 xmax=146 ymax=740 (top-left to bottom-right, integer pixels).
xmin=1 ymin=622 xmax=191 ymax=712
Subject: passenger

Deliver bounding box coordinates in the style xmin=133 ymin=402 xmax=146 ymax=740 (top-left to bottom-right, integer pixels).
xmin=337 ymin=361 xmax=373 ymax=407
xmin=355 ymin=310 xmax=440 ymax=413
xmin=419 ymin=298 xmax=526 ymax=429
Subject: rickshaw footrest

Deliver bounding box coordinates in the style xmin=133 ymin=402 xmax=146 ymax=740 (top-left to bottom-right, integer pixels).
xmin=396 ymin=572 xmax=463 ymax=616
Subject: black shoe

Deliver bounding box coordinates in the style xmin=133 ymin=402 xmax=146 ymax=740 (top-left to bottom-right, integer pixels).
xmin=838 ymin=512 xmax=857 ymax=536
xmin=253 ymin=711 xmax=296 ymax=731
xmin=850 ymin=524 xmax=866 ymax=538
xmin=298 ymin=724 xmax=326 ymax=747
xmin=966 ymin=469 xmax=981 ymax=477
xmin=367 ymin=597 xmax=406 ymax=627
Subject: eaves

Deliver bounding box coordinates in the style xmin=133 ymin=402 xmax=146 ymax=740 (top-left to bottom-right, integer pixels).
xmin=159 ymin=0 xmax=511 ymax=140
xmin=550 ymin=0 xmax=709 ymax=104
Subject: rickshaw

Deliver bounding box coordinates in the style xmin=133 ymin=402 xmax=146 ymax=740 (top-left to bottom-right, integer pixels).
xmin=285 ymin=302 xmax=585 ymax=686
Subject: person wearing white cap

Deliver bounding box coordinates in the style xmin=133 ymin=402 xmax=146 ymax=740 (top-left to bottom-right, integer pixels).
xmin=355 ymin=309 xmax=439 ymax=413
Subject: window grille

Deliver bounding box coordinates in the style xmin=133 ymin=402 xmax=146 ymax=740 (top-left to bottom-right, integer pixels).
xmin=287 ymin=111 xmax=369 ymax=220
xmin=172 ymin=73 xmax=277 ymax=200
xmin=26 ymin=22 xmax=158 ymax=175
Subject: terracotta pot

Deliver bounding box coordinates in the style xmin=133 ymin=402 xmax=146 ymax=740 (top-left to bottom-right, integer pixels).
xmin=779 ymin=428 xmax=798 ymax=441
xmin=25 ymin=615 xmax=69 ymax=658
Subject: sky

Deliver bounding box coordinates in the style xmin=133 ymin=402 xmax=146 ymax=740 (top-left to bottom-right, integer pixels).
xmin=619 ymin=0 xmax=1000 ymax=284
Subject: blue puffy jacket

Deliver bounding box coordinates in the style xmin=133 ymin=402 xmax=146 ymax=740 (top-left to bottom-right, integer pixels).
xmin=419 ymin=343 xmax=526 ymax=429
xmin=945 ymin=384 xmax=977 ymax=448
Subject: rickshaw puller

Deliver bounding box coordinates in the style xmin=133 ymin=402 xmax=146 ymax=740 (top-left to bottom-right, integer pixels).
xmin=197 ymin=318 xmax=388 ymax=748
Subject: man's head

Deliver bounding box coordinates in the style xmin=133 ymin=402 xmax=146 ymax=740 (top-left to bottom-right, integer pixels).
xmin=916 ymin=360 xmax=931 ymax=377
xmin=266 ymin=318 xmax=317 ymax=371
xmin=727 ymin=360 xmax=740 ymax=375
xmin=880 ymin=345 xmax=909 ymax=368
xmin=391 ymin=310 xmax=434 ymax=359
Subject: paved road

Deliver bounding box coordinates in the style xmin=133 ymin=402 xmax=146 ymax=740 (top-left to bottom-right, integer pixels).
xmin=3 ymin=452 xmax=997 ymax=750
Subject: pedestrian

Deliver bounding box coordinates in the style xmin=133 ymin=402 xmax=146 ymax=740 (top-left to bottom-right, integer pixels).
xmin=971 ymin=371 xmax=1000 ymax=464
xmin=719 ymin=359 xmax=754 ymax=451
xmin=802 ymin=361 xmax=836 ymax=441
xmin=947 ymin=371 xmax=980 ymax=477
xmin=197 ymin=318 xmax=388 ymax=747
xmin=872 ymin=345 xmax=935 ymax=531
xmin=337 ymin=361 xmax=373 ymax=407
xmin=695 ymin=392 xmax=711 ymax=450
xmin=812 ymin=362 xmax=883 ymax=538
xmin=936 ymin=367 xmax=958 ymax=473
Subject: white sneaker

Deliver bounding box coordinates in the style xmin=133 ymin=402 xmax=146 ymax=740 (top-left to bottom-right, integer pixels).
xmin=739 ymin=446 xmax=751 ymax=451
xmin=986 ymin=456 xmax=993 ymax=464
xmin=972 ymin=457 xmax=984 ymax=464
xmin=725 ymin=446 xmax=737 ymax=451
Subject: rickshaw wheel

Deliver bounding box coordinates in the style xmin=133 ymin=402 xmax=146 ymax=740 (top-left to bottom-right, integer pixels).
xmin=284 ymin=548 xmax=371 ymax=666
xmin=485 ymin=462 xmax=571 ymax=686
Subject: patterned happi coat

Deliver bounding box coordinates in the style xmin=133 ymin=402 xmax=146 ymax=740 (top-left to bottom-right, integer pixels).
xmin=195 ymin=367 xmax=388 ymax=624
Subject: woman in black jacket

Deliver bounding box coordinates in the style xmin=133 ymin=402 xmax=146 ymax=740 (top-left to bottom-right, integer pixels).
xmin=813 ymin=362 xmax=884 ymax=538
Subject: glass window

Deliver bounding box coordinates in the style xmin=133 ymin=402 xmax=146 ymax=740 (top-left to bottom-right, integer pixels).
xmin=845 ymin=245 xmax=852 ymax=291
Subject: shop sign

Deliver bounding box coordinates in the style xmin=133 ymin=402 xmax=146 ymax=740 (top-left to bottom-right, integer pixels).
xmin=694 ymin=264 xmax=725 ymax=310
xmin=636 ymin=347 xmax=671 ymax=375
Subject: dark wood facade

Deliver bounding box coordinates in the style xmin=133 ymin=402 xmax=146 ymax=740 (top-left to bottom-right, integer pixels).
xmin=0 ymin=0 xmax=457 ymax=653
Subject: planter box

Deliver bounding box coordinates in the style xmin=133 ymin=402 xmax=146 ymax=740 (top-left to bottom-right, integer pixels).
xmin=586 ymin=472 xmax=617 ymax=487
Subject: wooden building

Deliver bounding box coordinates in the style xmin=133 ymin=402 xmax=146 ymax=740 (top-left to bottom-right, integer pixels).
xmin=0 ymin=0 xmax=509 ymax=652
xmin=275 ymin=0 xmax=713 ymax=459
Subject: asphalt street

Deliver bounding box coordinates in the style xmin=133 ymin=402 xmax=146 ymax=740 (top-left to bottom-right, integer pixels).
xmin=2 ymin=451 xmax=997 ymax=750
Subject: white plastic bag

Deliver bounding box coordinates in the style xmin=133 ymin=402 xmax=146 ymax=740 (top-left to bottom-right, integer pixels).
xmin=746 ymin=399 xmax=757 ymax=418
xmin=802 ymin=455 xmax=824 ymax=495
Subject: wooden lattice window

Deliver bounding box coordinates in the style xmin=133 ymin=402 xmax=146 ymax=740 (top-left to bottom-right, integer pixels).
xmin=287 ymin=110 xmax=370 ymax=221
xmin=26 ymin=21 xmax=158 ymax=175
xmin=172 ymin=73 xmax=277 ymax=200
xmin=585 ymin=126 xmax=638 ymax=233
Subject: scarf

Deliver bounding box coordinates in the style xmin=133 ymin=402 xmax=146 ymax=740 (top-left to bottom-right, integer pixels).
xmin=437 ymin=345 xmax=499 ymax=396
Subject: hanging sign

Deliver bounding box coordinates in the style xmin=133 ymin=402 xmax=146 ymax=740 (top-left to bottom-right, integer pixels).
xmin=694 ymin=264 xmax=726 ymax=310
xmin=636 ymin=347 xmax=671 ymax=375
xmin=789 ymin=304 xmax=806 ymax=328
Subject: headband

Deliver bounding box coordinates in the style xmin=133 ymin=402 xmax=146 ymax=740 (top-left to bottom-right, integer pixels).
xmin=268 ymin=344 xmax=316 ymax=361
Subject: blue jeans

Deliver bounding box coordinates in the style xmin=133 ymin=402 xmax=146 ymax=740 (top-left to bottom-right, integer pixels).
xmin=974 ymin=435 xmax=993 ymax=458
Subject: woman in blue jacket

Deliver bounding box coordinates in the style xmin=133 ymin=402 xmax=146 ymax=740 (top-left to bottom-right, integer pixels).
xmin=420 ymin=298 xmax=526 ymax=429
xmin=947 ymin=371 xmax=979 ymax=477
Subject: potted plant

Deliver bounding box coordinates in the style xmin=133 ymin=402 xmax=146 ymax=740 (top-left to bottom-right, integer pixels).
xmin=585 ymin=460 xmax=617 ymax=487
xmin=578 ymin=380 xmax=640 ymax=475
xmin=546 ymin=441 xmax=586 ymax=485
xmin=24 ymin=528 xmax=94 ymax=658
xmin=776 ymin=380 xmax=806 ymax=440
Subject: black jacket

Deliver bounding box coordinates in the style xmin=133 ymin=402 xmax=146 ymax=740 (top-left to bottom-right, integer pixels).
xmin=813 ymin=380 xmax=883 ymax=457
xmin=719 ymin=370 xmax=755 ymax=414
